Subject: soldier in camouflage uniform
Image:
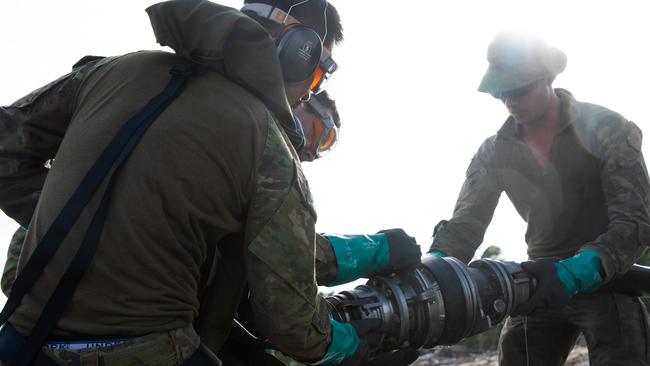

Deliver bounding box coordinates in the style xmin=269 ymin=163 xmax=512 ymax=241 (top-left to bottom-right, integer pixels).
xmin=214 ymin=91 xmax=421 ymax=366
xmin=428 ymin=31 xmax=650 ymax=366
xmin=0 ymin=0 xmax=394 ymax=365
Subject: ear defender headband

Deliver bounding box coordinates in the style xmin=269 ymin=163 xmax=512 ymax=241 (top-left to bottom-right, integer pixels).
xmin=242 ymin=2 xmax=324 ymax=83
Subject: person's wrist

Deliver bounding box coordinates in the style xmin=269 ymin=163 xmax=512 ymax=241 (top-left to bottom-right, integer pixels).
xmin=315 ymin=320 xmax=359 ymax=366
xmin=427 ymin=250 xmax=446 ymax=258
xmin=376 ymin=228 xmax=421 ymax=273
xmin=554 ymin=261 xmax=578 ymax=296
xmin=369 ymin=233 xmax=391 ymax=273
xmin=327 ymin=234 xmax=389 ymax=285
xmin=557 ymin=249 xmax=603 ymax=294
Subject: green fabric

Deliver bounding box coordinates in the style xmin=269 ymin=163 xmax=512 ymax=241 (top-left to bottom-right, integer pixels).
xmin=428 ymin=250 xmax=446 ymax=258
xmin=555 ymin=249 xmax=603 ymax=296
xmin=315 ymin=319 xmax=359 ymax=365
xmin=327 ymin=234 xmax=390 ymax=285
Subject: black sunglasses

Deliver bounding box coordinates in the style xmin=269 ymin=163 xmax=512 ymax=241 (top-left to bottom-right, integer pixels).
xmin=491 ymin=79 xmax=541 ymax=100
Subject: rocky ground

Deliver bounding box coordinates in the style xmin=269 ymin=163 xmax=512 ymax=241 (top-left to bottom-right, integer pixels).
xmin=412 ymin=341 xmax=588 ymax=366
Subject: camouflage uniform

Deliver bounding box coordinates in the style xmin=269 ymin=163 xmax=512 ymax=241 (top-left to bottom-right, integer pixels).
xmin=1 ymin=227 xmax=25 ymax=297
xmin=431 ymin=89 xmax=650 ymax=365
xmin=0 ymin=1 xmax=332 ymax=364
xmin=315 ymin=234 xmax=340 ymax=285
xmin=214 ymin=233 xmax=339 ymax=365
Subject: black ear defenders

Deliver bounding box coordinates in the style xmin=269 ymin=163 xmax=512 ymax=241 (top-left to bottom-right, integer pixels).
xmin=241 ymin=1 xmax=325 ymax=84
xmin=275 ymin=23 xmax=323 ymax=83
xmin=241 ymin=1 xmax=327 ymax=153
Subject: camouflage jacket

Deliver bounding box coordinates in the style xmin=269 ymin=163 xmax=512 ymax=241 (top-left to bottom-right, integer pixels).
xmin=431 ymin=89 xmax=650 ymax=282
xmin=0 ymin=2 xmax=332 ymax=362
xmin=1 ymin=227 xmax=25 ymax=297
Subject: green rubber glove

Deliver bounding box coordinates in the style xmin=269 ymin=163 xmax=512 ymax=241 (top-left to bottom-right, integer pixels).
xmin=315 ymin=319 xmax=360 ymax=365
xmin=515 ymin=249 xmax=603 ymax=315
xmin=268 ymin=319 xmax=383 ymax=366
xmin=326 ymin=230 xmax=421 ymax=285
xmin=327 ymin=234 xmax=390 ymax=285
xmin=555 ymin=249 xmax=603 ymax=296
xmin=427 ymin=250 xmax=446 ymax=258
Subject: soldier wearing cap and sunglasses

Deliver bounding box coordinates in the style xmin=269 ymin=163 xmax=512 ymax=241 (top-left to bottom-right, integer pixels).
xmin=428 ymin=31 xmax=650 ymax=365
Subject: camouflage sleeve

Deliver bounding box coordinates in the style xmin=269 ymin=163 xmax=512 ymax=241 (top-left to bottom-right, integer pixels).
xmin=582 ymin=120 xmax=650 ymax=282
xmin=245 ymin=117 xmax=331 ymax=361
xmin=0 ymin=56 xmax=108 ymax=225
xmin=430 ymin=145 xmax=502 ymax=263
xmin=315 ymin=234 xmax=338 ymax=286
xmin=1 ymin=227 xmax=26 ymax=297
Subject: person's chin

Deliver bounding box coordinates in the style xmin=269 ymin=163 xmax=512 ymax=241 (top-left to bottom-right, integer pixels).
xmin=512 ymin=113 xmax=529 ymax=124
xmin=290 ymin=100 xmax=303 ymax=109
xmin=299 ymin=152 xmax=315 ymax=162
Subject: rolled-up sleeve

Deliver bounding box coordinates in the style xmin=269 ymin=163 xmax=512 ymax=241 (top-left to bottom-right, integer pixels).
xmin=582 ymin=120 xmax=650 ymax=282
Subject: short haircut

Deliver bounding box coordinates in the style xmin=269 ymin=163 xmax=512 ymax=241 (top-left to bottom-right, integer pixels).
xmin=242 ymin=0 xmax=343 ymax=48
xmin=313 ymin=91 xmax=340 ymax=127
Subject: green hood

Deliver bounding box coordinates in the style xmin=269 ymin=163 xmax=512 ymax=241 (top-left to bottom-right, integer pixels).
xmin=146 ymin=0 xmax=302 ymax=148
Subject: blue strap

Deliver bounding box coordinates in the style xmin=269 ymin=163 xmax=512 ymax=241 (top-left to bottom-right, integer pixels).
xmin=0 ymin=63 xmax=198 ymax=366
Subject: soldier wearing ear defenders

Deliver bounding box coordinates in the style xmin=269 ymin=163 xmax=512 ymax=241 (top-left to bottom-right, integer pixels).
xmin=0 ymin=0 xmax=422 ymax=365
xmin=213 ymin=91 xmax=421 ymax=366
xmin=428 ymin=31 xmax=650 ymax=366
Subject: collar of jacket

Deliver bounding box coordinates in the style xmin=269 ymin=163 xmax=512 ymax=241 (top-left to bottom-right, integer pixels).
xmin=495 ymin=88 xmax=579 ymax=142
xmin=146 ymin=0 xmax=298 ymax=146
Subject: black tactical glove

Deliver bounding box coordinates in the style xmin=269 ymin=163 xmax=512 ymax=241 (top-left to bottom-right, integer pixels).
xmin=514 ymin=260 xmax=571 ymax=316
xmin=376 ymin=229 xmax=422 ymax=273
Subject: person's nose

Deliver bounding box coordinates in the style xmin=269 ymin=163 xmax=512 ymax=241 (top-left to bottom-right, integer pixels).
xmin=503 ymin=96 xmax=518 ymax=108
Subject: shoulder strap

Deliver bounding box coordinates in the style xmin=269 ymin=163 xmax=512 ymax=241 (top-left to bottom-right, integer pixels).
xmin=0 ymin=62 xmax=199 ymax=366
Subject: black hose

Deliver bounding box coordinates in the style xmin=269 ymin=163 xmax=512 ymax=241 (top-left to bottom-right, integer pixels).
xmin=600 ymin=264 xmax=650 ymax=296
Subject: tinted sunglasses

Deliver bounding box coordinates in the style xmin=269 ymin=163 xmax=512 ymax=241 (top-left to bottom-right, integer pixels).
xmin=491 ymin=79 xmax=541 ymax=100
xmin=309 ymin=52 xmax=338 ymax=95
xmin=306 ymin=95 xmax=338 ymax=156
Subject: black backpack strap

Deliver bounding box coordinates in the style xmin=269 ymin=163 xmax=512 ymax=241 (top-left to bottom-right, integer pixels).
xmin=0 ymin=324 xmax=57 ymax=366
xmin=0 ymin=62 xmax=199 ymax=366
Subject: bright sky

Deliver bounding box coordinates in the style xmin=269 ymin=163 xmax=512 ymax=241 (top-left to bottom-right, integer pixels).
xmin=1 ymin=0 xmax=650 ymax=301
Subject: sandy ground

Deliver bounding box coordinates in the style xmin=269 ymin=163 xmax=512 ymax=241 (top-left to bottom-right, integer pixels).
xmin=412 ymin=344 xmax=589 ymax=366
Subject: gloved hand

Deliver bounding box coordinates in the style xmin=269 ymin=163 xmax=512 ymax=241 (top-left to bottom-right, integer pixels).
xmin=337 ymin=319 xmax=383 ymax=366
xmin=515 ymin=250 xmax=603 ymax=316
xmin=337 ymin=319 xmax=419 ymax=366
xmin=427 ymin=250 xmax=446 ymax=258
xmin=326 ymin=230 xmax=421 ymax=285
xmin=514 ymin=260 xmax=571 ymax=316
xmin=375 ymin=228 xmax=422 ymax=274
